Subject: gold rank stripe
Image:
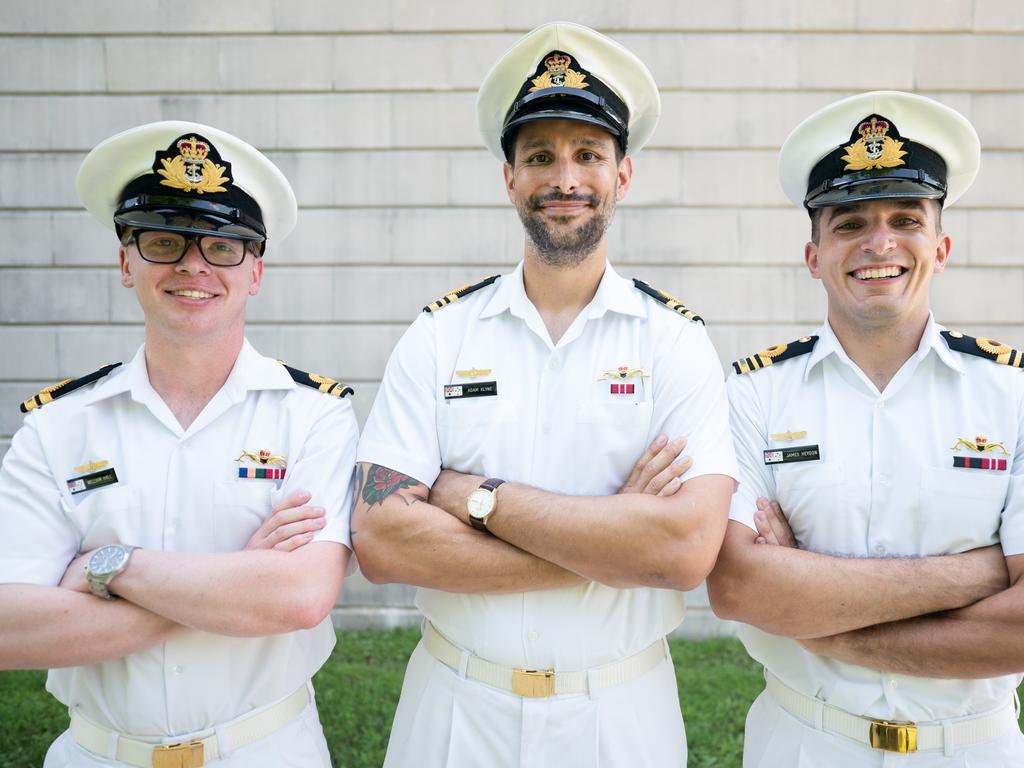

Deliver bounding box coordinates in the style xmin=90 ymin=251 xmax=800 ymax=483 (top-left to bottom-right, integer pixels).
xmin=423 ymin=275 xmax=500 ymax=313
xmin=997 ymin=347 xmax=1024 ymax=368
xmin=942 ymin=331 xmax=1024 ymax=368
xmin=731 ymin=336 xmax=818 ymax=376
xmin=278 ymin=362 xmax=354 ymax=398
xmin=20 ymin=363 xmax=122 ymax=413
xmin=632 ymin=279 xmax=704 ymax=324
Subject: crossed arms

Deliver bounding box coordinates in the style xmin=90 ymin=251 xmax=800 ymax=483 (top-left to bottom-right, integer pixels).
xmin=0 ymin=489 xmax=348 ymax=670
xmin=713 ymin=498 xmax=1024 ymax=679
xmin=707 ymin=375 xmax=1024 ymax=679
xmin=353 ymin=436 xmax=734 ymax=593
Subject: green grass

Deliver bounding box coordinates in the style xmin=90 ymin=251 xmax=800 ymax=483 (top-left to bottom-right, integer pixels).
xmin=2 ymin=631 xmax=1021 ymax=767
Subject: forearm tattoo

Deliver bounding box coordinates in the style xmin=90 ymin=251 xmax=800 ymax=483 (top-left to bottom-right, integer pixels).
xmin=360 ymin=463 xmax=420 ymax=508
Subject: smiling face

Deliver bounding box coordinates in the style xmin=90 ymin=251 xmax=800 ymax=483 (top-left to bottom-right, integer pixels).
xmin=805 ymin=198 xmax=950 ymax=336
xmin=119 ymin=228 xmax=263 ymax=346
xmin=503 ymin=119 xmax=631 ymax=269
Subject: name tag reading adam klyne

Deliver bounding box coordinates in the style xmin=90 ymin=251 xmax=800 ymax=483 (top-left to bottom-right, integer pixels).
xmin=764 ymin=445 xmax=821 ymax=465
xmin=444 ymin=381 xmax=498 ymax=400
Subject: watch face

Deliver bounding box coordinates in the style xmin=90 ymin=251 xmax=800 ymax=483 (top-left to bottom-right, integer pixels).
xmin=89 ymin=545 xmax=127 ymax=576
xmin=467 ymin=489 xmax=495 ymax=519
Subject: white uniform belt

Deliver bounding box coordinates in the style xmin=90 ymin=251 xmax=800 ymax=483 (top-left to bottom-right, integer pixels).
xmin=766 ymin=671 xmax=1018 ymax=753
xmin=422 ymin=620 xmax=667 ymax=698
xmin=69 ymin=683 xmax=311 ymax=767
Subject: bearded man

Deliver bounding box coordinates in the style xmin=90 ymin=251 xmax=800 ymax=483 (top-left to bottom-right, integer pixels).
xmin=351 ymin=22 xmax=737 ymax=768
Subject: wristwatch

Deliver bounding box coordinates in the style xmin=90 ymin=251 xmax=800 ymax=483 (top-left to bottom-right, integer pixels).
xmin=467 ymin=478 xmax=506 ymax=532
xmin=85 ymin=543 xmax=137 ymax=599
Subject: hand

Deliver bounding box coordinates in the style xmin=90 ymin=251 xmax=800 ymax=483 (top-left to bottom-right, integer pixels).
xmin=754 ymin=497 xmax=797 ymax=548
xmin=428 ymin=469 xmax=484 ymax=524
xmin=59 ymin=549 xmax=97 ymax=594
xmin=617 ymin=436 xmax=692 ymax=497
xmin=245 ymin=490 xmax=326 ymax=552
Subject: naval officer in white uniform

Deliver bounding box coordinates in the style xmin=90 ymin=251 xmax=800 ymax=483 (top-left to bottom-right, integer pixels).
xmin=709 ymin=92 xmax=1024 ymax=765
xmin=0 ymin=122 xmax=357 ymax=767
xmin=353 ymin=21 xmax=738 ymax=768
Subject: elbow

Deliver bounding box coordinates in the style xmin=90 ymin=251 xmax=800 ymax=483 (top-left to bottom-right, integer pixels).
xmin=293 ymin=595 xmax=335 ymax=631
xmin=662 ymin=554 xmax=713 ymax=593
xmin=706 ymin=567 xmax=744 ymax=621
xmin=287 ymin=582 xmax=340 ymax=631
xmin=660 ymin=521 xmax=727 ymax=593
xmin=351 ymin=535 xmax=396 ymax=586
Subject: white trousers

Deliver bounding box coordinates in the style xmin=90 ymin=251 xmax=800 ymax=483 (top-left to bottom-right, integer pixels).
xmin=43 ymin=700 xmax=332 ymax=768
xmin=743 ymin=689 xmax=1024 ymax=767
xmin=383 ymin=641 xmax=688 ymax=768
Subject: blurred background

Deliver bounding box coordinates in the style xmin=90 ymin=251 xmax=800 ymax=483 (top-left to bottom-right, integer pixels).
xmin=2 ymin=0 xmax=1022 ymax=636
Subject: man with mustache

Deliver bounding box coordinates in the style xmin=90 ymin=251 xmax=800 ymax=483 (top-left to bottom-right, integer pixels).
xmin=352 ymin=22 xmax=737 ymax=768
xmin=0 ymin=122 xmax=357 ymax=766
xmin=709 ymin=92 xmax=1024 ymax=765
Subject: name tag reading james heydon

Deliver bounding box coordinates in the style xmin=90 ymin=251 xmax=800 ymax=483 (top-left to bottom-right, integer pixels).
xmin=764 ymin=445 xmax=820 ymax=465
xmin=444 ymin=381 xmax=498 ymax=400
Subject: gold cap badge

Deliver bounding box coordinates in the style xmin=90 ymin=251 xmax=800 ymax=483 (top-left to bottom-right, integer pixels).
xmin=842 ymin=117 xmax=907 ymax=171
xmin=529 ymin=52 xmax=589 ymax=92
xmin=157 ymin=135 xmax=230 ymax=194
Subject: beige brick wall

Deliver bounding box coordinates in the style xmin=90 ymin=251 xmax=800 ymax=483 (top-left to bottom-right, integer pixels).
xmin=3 ymin=2 xmax=1023 ymax=635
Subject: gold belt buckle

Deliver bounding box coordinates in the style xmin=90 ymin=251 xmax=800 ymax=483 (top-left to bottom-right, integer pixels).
xmin=869 ymin=720 xmax=918 ymax=753
xmin=152 ymin=739 xmax=205 ymax=768
xmin=511 ymin=668 xmax=556 ymax=698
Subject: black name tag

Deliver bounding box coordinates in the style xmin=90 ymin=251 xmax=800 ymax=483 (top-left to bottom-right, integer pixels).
xmin=444 ymin=381 xmax=498 ymax=400
xmin=67 ymin=468 xmax=118 ymax=495
xmin=763 ymin=445 xmax=820 ymax=465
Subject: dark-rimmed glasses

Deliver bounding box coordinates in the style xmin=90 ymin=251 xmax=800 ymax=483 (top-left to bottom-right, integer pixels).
xmin=122 ymin=229 xmax=261 ymax=267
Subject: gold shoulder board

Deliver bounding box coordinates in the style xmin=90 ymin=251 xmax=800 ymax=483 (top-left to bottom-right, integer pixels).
xmin=942 ymin=331 xmax=1024 ymax=368
xmin=423 ymin=275 xmax=501 ymax=313
xmin=20 ymin=363 xmax=122 ymax=413
xmin=732 ymin=336 xmax=818 ymax=375
xmin=280 ymin=362 xmax=354 ymax=398
xmin=632 ymin=278 xmax=704 ymax=324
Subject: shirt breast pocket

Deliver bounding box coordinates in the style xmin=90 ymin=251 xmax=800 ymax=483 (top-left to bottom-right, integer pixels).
xmin=212 ymin=480 xmax=274 ymax=552
xmin=71 ymin=484 xmax=144 ymax=550
xmin=575 ymin=401 xmax=654 ymax=492
xmin=917 ymin=467 xmax=1008 ymax=553
xmin=440 ymin=399 xmax=520 ymax=476
xmin=775 ymin=463 xmax=843 ymax=550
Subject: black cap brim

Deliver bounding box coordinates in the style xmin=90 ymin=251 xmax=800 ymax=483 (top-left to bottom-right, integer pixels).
xmin=114 ymin=205 xmax=265 ymax=241
xmin=807 ymin=176 xmax=945 ymax=209
xmin=505 ymin=107 xmax=622 ymax=136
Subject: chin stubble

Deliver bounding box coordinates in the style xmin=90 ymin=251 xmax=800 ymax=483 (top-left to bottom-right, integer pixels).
xmin=516 ymin=191 xmax=616 ymax=268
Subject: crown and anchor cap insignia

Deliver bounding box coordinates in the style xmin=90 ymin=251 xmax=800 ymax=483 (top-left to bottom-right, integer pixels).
xmin=77 ymin=121 xmax=297 ymax=250
xmin=779 ymin=91 xmax=979 ymax=210
xmin=476 ymin=22 xmax=660 ymax=161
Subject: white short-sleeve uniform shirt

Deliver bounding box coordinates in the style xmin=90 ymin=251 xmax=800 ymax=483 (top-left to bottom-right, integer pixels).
xmin=359 ymin=261 xmax=738 ymax=668
xmin=728 ymin=316 xmax=1024 ymax=725
xmin=0 ymin=340 xmax=357 ymax=741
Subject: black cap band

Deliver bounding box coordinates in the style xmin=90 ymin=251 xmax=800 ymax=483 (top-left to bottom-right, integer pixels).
xmin=804 ymin=114 xmax=948 ymax=209
xmin=114 ymin=133 xmax=266 ymax=239
xmin=500 ymin=50 xmax=630 ymax=159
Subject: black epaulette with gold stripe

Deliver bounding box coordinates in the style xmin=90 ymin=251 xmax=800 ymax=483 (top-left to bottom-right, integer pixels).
xmin=632 ymin=279 xmax=704 ymax=324
xmin=942 ymin=331 xmax=1024 ymax=368
xmin=423 ymin=275 xmax=500 ymax=313
xmin=20 ymin=363 xmax=122 ymax=413
xmin=280 ymin=363 xmax=354 ymax=398
xmin=732 ymin=336 xmax=818 ymax=375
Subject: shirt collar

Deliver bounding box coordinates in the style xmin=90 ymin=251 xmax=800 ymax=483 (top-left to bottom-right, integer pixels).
xmin=479 ymin=260 xmax=646 ymax=320
xmin=82 ymin=338 xmax=294 ymax=407
xmin=804 ymin=312 xmax=964 ymax=381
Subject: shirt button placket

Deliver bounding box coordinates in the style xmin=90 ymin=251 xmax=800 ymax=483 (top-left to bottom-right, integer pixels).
xmin=867 ymin=398 xmax=886 ymax=555
xmin=164 ymin=443 xmax=182 ymax=547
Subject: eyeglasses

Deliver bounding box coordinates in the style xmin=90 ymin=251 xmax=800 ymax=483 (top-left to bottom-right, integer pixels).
xmin=123 ymin=229 xmax=260 ymax=267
